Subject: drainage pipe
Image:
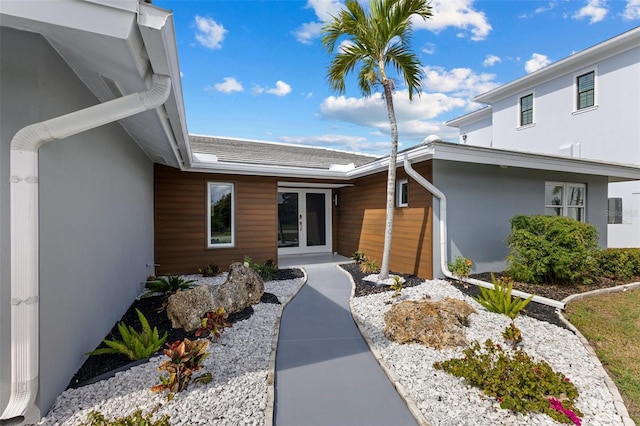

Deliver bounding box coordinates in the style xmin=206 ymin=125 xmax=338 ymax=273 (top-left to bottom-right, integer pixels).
xmin=402 ymin=156 xmax=565 ymax=310
xmin=1 ymin=74 xmax=172 ymax=421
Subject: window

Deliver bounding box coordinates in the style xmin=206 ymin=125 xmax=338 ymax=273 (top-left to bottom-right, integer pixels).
xmin=397 ymin=179 xmax=408 ymax=207
xmin=577 ymin=71 xmax=595 ymax=110
xmin=208 ymin=182 xmax=235 ymax=247
xmin=545 ymin=182 xmax=586 ymax=222
xmin=520 ymin=94 xmax=533 ymax=126
xmin=607 ymin=198 xmax=623 ymax=224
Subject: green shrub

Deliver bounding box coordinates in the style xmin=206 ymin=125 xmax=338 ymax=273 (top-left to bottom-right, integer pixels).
xmin=448 ymin=256 xmax=473 ymax=283
xmin=595 ymin=248 xmax=640 ymax=281
xmin=502 ymin=322 xmax=523 ymax=348
xmin=244 ymin=256 xmax=279 ymax=281
xmin=506 ymin=215 xmax=599 ymax=284
xmin=81 ymin=408 xmax=169 ymax=426
xmin=199 ymin=263 xmax=221 ymax=277
xmin=87 ymin=309 xmax=167 ymax=361
xmin=145 ymin=275 xmax=196 ymax=294
xmin=434 ymin=339 xmax=582 ymax=424
xmin=474 ymin=274 xmax=533 ymax=319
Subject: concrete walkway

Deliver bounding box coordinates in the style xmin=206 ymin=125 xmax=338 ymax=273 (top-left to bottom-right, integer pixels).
xmin=274 ymin=255 xmax=417 ymax=426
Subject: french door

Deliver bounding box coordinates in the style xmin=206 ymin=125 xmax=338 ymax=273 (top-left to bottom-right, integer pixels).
xmin=277 ymin=188 xmax=332 ymax=255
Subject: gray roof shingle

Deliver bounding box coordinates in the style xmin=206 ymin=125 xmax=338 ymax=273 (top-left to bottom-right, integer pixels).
xmin=190 ymin=134 xmax=378 ymax=170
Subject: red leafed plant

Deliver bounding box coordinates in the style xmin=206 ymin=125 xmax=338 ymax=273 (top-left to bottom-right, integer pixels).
xmin=150 ymin=338 xmax=211 ymax=398
xmin=195 ymin=307 xmax=232 ymax=340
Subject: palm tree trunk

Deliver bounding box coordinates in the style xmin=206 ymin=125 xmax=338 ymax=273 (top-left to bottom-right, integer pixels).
xmin=380 ymin=80 xmax=398 ymax=280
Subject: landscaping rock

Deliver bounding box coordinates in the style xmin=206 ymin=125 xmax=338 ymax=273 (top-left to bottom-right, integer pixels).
xmin=383 ymin=298 xmax=475 ymax=349
xmin=167 ymin=262 xmax=264 ymax=331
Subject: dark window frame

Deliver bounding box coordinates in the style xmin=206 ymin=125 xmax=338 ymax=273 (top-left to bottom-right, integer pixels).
xmin=520 ymin=93 xmax=533 ymax=126
xmin=577 ymin=71 xmax=595 ymax=110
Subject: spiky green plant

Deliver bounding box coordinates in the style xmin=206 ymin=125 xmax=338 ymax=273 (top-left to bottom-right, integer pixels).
xmin=474 ymin=274 xmax=533 ymax=320
xmin=87 ymin=309 xmax=167 ymax=361
xmin=145 ymin=275 xmax=196 ymax=294
xmin=390 ymin=275 xmax=404 ymax=298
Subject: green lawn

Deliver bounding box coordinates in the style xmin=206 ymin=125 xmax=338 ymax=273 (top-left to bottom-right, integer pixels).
xmin=565 ymin=288 xmax=640 ymax=425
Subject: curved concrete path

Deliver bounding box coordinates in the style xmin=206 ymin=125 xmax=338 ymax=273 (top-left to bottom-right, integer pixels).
xmin=274 ymin=255 xmax=417 ymax=426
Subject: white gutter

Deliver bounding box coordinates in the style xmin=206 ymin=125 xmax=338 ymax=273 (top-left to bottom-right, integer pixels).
xmin=1 ymin=74 xmax=172 ymax=421
xmin=402 ymin=156 xmax=566 ymax=310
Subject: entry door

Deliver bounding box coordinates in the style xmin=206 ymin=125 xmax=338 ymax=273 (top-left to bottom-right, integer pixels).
xmin=277 ymin=188 xmax=332 ymax=255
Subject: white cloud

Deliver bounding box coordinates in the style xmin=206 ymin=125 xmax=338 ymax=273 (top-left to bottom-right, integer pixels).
xmin=268 ymin=81 xmax=292 ymax=96
xmin=413 ymin=0 xmax=492 ymax=41
xmin=194 ymin=16 xmax=227 ymax=49
xmin=483 ymin=54 xmax=501 ymax=67
xmin=319 ymin=91 xmax=467 ymax=141
xmin=293 ymin=22 xmax=325 ymax=45
xmin=254 ymin=81 xmax=292 ymax=96
xmin=573 ymin=0 xmax=608 ymax=23
xmin=525 ymin=53 xmax=552 ymax=73
xmin=206 ymin=77 xmax=243 ymax=94
xmin=422 ymin=42 xmax=436 ymax=54
xmin=519 ymin=1 xmax=557 ymax=18
xmin=422 ymin=65 xmax=499 ymax=97
xmin=623 ymin=0 xmax=640 ymax=20
xmin=293 ymin=0 xmax=344 ymax=44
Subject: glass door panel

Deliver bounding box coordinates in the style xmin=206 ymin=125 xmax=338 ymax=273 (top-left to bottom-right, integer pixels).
xmin=278 ymin=189 xmax=332 ymax=255
xmin=278 ymin=192 xmax=299 ymax=248
xmin=306 ymin=193 xmax=326 ymax=246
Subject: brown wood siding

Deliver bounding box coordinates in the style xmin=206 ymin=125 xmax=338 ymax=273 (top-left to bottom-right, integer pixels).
xmin=336 ymin=161 xmax=433 ymax=279
xmin=154 ymin=165 xmax=278 ymax=275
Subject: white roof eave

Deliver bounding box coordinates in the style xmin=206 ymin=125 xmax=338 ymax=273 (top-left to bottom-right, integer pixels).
xmin=474 ymin=27 xmax=640 ymax=105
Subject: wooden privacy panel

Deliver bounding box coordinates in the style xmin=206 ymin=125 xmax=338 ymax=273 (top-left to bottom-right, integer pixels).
xmin=154 ymin=165 xmax=278 ymax=275
xmin=336 ymin=161 xmax=433 ymax=279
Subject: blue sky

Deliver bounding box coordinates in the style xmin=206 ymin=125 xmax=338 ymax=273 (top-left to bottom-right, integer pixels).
xmin=155 ymin=0 xmax=640 ymax=155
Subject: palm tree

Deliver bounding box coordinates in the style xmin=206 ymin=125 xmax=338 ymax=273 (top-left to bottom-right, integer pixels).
xmin=322 ymin=0 xmax=432 ymax=279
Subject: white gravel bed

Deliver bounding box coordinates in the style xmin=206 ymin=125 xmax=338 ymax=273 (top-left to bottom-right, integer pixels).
xmin=351 ymin=279 xmax=625 ymax=426
xmin=38 ymin=276 xmax=305 ymax=426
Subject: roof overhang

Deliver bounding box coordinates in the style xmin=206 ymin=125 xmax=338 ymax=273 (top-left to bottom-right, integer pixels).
xmin=474 ymin=26 xmax=640 ymax=105
xmin=445 ymin=106 xmax=492 ymax=128
xmin=189 ymin=139 xmax=640 ymax=183
xmin=0 ymin=0 xmax=189 ymax=168
xmin=427 ymin=142 xmax=640 ymax=183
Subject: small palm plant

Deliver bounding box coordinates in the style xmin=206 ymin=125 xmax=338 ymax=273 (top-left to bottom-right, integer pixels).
xmin=87 ymin=309 xmax=167 ymax=361
xmin=145 ymin=275 xmax=196 ymax=295
xmin=474 ymin=274 xmax=533 ymax=319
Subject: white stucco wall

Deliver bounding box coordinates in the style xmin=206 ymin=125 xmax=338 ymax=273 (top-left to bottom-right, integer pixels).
xmin=431 ymin=160 xmax=609 ymax=276
xmin=489 ymin=47 xmax=640 ymax=162
xmin=1 ymin=27 xmax=155 ymax=418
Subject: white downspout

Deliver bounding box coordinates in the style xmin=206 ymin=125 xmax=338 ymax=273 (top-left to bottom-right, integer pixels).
xmin=1 ymin=74 xmax=172 ymax=421
xmin=402 ymin=156 xmax=565 ymax=310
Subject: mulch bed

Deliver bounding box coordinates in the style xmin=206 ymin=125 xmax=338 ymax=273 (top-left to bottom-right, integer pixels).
xmin=67 ymin=268 xmax=303 ymax=389
xmin=341 ymin=263 xmax=640 ymax=331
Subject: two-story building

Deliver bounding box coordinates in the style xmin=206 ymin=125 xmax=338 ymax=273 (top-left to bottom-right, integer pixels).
xmin=447 ymin=26 xmax=640 ymax=247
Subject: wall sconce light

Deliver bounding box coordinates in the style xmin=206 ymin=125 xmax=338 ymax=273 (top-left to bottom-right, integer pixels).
xmin=462 ymin=134 xmax=467 ymax=143
xmin=334 ymin=193 xmax=338 ymax=206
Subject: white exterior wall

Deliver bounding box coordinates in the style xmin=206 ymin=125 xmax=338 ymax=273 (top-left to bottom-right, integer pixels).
xmin=490 ymin=47 xmax=640 ymax=163
xmin=1 ymin=28 xmax=155 ymax=418
xmin=458 ymin=115 xmax=493 ymax=147
xmin=431 ymin=160 xmax=609 ymax=276
xmin=450 ymin=43 xmax=640 ymax=248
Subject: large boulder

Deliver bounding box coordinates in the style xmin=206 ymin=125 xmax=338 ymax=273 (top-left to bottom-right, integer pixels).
xmin=167 ymin=262 xmax=264 ymax=331
xmin=383 ymin=298 xmax=475 ymax=349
